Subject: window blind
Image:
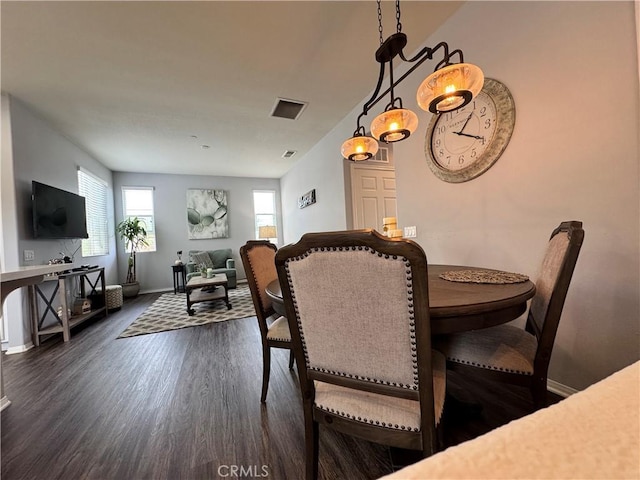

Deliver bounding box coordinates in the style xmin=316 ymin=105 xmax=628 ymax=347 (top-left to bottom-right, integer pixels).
xmin=78 ymin=167 xmax=109 ymax=257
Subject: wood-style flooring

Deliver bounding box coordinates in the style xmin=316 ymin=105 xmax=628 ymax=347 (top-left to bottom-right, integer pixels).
xmin=1 ymin=291 xmax=560 ymax=479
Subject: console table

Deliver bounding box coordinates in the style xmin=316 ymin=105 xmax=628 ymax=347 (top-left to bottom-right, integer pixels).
xmin=29 ymin=267 xmax=107 ymax=345
xmin=1 ymin=263 xmax=74 ymax=411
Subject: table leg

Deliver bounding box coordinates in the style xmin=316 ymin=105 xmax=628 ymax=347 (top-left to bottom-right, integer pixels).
xmin=186 ymin=287 xmax=195 ymax=316
xmin=224 ymin=285 xmax=231 ymax=310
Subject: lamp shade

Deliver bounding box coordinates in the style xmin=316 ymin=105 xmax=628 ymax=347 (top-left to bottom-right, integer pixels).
xmin=258 ymin=225 xmax=277 ymax=239
xmin=341 ymin=135 xmax=379 ymax=161
xmin=370 ymin=108 xmax=419 ymax=143
xmin=416 ymin=63 xmax=484 ymax=114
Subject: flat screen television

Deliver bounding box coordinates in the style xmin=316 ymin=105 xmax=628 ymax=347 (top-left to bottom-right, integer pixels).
xmin=32 ymin=181 xmax=89 ymax=239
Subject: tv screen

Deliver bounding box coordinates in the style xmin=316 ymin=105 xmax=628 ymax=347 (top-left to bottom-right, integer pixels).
xmin=32 ymin=181 xmax=89 ymax=239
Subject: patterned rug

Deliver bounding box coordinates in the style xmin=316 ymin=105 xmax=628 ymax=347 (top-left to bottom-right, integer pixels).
xmin=118 ymin=284 xmax=256 ymax=338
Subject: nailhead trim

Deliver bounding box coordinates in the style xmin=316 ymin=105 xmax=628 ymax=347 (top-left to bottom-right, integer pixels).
xmin=315 ymin=404 xmax=419 ymax=432
xmin=446 ymin=356 xmax=534 ymax=375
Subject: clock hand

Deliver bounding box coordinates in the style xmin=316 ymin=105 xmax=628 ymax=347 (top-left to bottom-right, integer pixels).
xmin=453 ymin=132 xmax=485 ymax=140
xmin=454 ymin=112 xmax=473 ymax=134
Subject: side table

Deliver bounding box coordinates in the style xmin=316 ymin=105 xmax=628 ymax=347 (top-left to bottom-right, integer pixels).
xmin=172 ymin=263 xmax=186 ymax=294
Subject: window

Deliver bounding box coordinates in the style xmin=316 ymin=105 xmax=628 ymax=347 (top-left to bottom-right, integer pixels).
xmin=253 ymin=190 xmax=278 ymax=244
xmin=122 ymin=186 xmax=156 ymax=252
xmin=78 ymin=167 xmax=109 ymax=257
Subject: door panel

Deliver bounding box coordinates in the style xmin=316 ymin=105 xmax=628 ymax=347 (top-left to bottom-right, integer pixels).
xmin=351 ymin=167 xmax=397 ymax=231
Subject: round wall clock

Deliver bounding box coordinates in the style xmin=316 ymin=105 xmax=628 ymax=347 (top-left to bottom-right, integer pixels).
xmin=424 ymin=78 xmax=515 ymax=183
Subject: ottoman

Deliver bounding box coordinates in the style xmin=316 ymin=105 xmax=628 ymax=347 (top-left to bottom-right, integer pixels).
xmin=103 ymin=284 xmax=123 ymax=312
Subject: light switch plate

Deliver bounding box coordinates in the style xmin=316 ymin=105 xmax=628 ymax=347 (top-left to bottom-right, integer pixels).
xmin=404 ymin=226 xmax=417 ymax=238
xmin=24 ymin=249 xmax=35 ymax=261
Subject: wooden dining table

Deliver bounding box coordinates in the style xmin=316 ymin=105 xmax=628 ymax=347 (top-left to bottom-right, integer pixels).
xmin=265 ymin=264 xmax=536 ymax=335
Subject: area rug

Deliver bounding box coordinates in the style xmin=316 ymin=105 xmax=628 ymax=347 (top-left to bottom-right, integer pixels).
xmin=118 ymin=284 xmax=256 ymax=338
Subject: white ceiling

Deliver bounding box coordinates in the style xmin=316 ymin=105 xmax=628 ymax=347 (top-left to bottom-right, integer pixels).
xmin=1 ymin=1 xmax=462 ymax=178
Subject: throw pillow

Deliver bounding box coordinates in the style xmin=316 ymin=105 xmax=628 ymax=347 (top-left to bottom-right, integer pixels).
xmin=191 ymin=251 xmax=213 ymax=269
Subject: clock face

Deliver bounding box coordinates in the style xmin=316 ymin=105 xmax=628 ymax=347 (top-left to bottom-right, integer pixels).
xmin=424 ymin=78 xmax=515 ymax=183
xmin=429 ymin=93 xmax=497 ymax=172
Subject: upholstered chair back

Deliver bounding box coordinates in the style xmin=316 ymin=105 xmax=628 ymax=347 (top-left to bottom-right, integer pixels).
xmin=276 ymin=230 xmax=435 ymax=401
xmin=527 ymin=221 xmax=584 ymax=360
xmin=240 ymin=241 xmax=278 ymax=328
xmin=284 ymin=246 xmax=418 ymax=386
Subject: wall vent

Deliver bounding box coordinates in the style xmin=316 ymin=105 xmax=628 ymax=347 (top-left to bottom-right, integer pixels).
xmin=282 ymin=150 xmax=297 ymax=159
xmin=371 ymin=146 xmax=389 ymax=163
xmin=270 ymin=98 xmax=307 ymax=120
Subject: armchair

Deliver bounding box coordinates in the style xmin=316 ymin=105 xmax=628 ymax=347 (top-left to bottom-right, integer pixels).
xmin=185 ymin=248 xmax=237 ymax=288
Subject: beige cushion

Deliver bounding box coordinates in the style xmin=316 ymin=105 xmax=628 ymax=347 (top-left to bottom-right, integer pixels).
xmin=435 ymin=324 xmax=537 ymax=375
xmin=314 ymin=351 xmax=446 ymax=431
xmin=286 ymin=248 xmax=417 ymax=388
xmin=266 ymin=315 xmax=291 ymax=342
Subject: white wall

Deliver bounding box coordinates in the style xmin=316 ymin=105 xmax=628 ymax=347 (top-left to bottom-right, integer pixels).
xmin=280 ymin=131 xmax=349 ymax=244
xmin=4 ymin=97 xmax=118 ymax=350
xmin=280 ymin=1 xmax=639 ymax=390
xmin=1 ymin=95 xmax=25 ymax=352
xmin=112 ymin=172 xmax=281 ymax=292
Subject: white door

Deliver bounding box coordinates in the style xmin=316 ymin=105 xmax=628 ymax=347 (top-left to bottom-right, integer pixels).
xmin=351 ymin=165 xmax=397 ymax=231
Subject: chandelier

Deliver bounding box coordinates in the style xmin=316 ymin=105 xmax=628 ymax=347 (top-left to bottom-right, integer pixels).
xmin=341 ymin=0 xmax=484 ymax=161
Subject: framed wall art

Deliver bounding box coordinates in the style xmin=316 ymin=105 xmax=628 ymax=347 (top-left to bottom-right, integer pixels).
xmin=298 ymin=189 xmax=316 ymax=209
xmin=187 ymin=189 xmax=229 ymax=239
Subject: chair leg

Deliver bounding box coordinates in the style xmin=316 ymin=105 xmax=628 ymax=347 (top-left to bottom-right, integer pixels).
xmin=288 ymin=349 xmax=295 ymax=369
xmin=531 ymin=377 xmax=548 ymax=410
xmin=304 ymin=408 xmax=319 ymax=480
xmin=261 ymin=346 xmax=271 ymax=403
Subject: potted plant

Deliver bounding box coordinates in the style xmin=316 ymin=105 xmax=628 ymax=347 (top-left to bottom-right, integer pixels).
xmin=116 ymin=216 xmax=148 ymax=298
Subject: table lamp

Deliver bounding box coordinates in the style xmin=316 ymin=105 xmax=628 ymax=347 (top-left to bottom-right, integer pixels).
xmin=259 ymin=226 xmax=277 ymax=240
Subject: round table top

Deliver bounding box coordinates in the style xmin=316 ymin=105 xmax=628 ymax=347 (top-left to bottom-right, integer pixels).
xmin=265 ymin=264 xmax=535 ymax=335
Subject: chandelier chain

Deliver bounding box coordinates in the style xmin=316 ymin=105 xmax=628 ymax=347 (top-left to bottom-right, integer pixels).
xmin=377 ymin=0 xmax=383 ymax=45
xmin=395 ymin=0 xmax=402 ymax=33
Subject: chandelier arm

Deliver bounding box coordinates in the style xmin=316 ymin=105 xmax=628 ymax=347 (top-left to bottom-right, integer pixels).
xmin=399 ymin=45 xmax=433 ymax=64
xmin=363 ymin=46 xmax=442 ymax=114
xmin=361 ymin=61 xmax=387 ymax=115
xmin=434 ymin=49 xmax=465 ymax=70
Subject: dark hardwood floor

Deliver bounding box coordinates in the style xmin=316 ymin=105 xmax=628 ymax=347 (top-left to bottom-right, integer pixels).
xmin=1 ymin=292 xmax=561 ymax=479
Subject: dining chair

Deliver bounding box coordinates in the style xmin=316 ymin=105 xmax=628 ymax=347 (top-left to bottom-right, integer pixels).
xmin=435 ymin=220 xmax=584 ymax=410
xmin=240 ymin=240 xmax=294 ymax=403
xmin=274 ymin=229 xmax=446 ymax=480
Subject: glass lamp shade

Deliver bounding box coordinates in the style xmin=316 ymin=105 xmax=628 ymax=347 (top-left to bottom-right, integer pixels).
xmin=370 ymin=108 xmax=419 ymax=143
xmin=341 ymin=134 xmax=379 ymax=161
xmin=416 ymin=63 xmax=484 ymax=114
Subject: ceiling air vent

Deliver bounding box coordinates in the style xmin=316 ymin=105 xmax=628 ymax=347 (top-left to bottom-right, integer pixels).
xmin=270 ymin=98 xmax=307 ymax=120
xmin=282 ymin=150 xmax=297 ymax=159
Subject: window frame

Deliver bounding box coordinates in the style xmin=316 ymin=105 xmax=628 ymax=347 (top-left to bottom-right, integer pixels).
xmin=121 ymin=186 xmax=157 ymax=253
xmin=252 ymin=190 xmax=278 ymax=244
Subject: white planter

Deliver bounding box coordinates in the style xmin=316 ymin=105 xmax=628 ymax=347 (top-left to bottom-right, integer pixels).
xmin=121 ymin=282 xmax=140 ymax=298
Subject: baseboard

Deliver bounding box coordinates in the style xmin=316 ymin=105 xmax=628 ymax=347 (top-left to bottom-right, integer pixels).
xmin=547 ymin=378 xmax=578 ymax=398
xmin=140 ymin=288 xmax=173 ymax=295
xmin=4 ymin=342 xmax=35 ymax=355
xmin=0 ymin=395 xmax=11 ymax=412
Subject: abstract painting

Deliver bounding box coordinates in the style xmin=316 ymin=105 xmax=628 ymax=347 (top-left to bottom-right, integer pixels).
xmin=187 ymin=189 xmax=229 ymax=239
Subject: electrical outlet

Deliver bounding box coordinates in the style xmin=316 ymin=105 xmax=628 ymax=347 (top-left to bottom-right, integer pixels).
xmin=404 ymin=226 xmax=417 ymax=238
xmin=24 ymin=249 xmax=35 ymax=261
